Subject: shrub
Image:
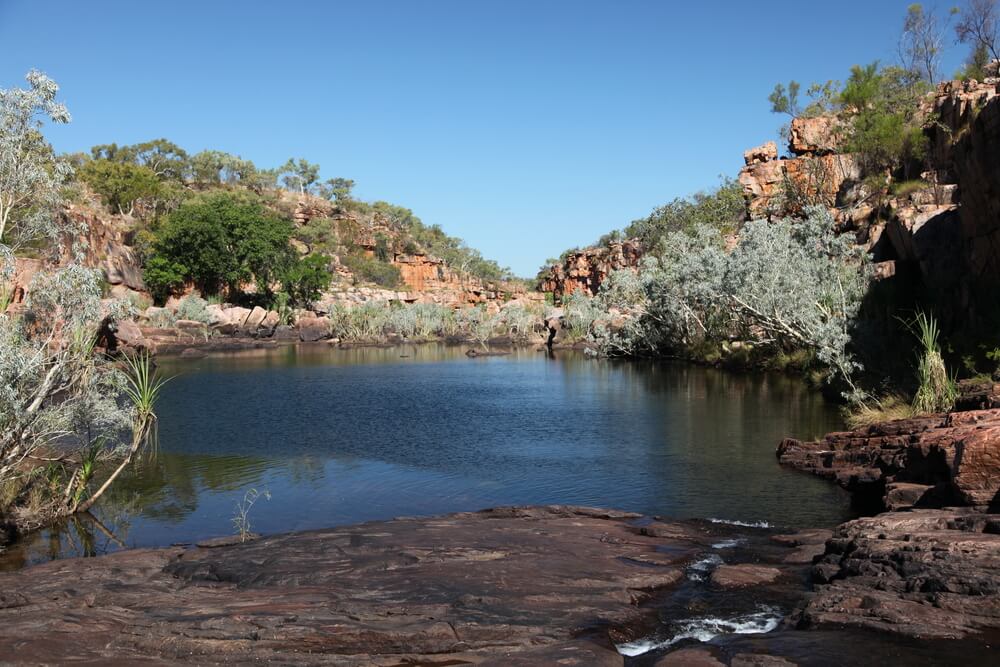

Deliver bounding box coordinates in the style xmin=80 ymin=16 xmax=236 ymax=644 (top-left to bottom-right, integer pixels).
xmin=79 ymin=160 xmax=162 ymax=216
xmin=281 ymin=254 xmax=332 ymax=308
xmin=341 ymin=252 xmax=402 ymax=288
xmin=175 ymin=294 xmax=211 ymax=323
xmin=624 ymin=178 xmax=746 ymax=248
xmin=594 ymin=207 xmax=872 ymax=400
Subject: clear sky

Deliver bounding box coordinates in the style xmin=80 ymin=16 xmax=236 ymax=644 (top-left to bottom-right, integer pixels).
xmin=0 ymin=1 xmax=966 ymax=276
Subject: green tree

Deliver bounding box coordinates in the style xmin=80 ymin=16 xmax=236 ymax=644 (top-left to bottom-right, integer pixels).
xmin=768 ymin=80 xmax=801 ymax=116
xmin=281 ymin=254 xmax=333 ymax=307
xmin=91 ymin=138 xmax=189 ymax=181
xmin=318 ymin=177 xmax=355 ymax=204
xmin=279 ymin=158 xmax=321 ymax=194
xmin=839 ymin=62 xmax=928 ymax=175
xmin=145 ymin=191 xmax=293 ymax=300
xmin=899 ymin=4 xmax=944 ymax=84
xmin=80 ymin=160 xmax=161 ymax=215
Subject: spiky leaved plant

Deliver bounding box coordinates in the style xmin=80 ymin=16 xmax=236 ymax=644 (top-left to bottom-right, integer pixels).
xmin=74 ymin=352 xmax=170 ymax=513
xmin=909 ymin=311 xmax=958 ymax=414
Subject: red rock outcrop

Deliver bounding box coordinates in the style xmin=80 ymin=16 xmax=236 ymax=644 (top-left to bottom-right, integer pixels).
xmin=788 ymin=116 xmax=844 ymax=156
xmin=800 ymin=508 xmax=1000 ymax=640
xmin=777 ymin=409 xmax=1000 ymax=511
xmin=538 ymin=240 xmax=642 ymax=303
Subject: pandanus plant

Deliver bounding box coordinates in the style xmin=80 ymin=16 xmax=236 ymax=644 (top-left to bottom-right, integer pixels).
xmin=73 ymin=352 xmax=169 ymax=513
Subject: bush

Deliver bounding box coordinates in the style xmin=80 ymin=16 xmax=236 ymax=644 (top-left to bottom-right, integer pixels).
xmin=80 ymin=160 xmax=162 ymax=216
xmin=175 ymin=294 xmax=211 ymax=323
xmin=594 ymin=207 xmax=872 ymax=400
xmin=281 ymin=254 xmax=332 ymax=308
xmin=341 ymin=252 xmax=402 ymax=288
xmin=839 ymin=63 xmax=929 ymax=176
xmin=908 ymin=311 xmax=958 ymax=414
xmin=624 ymin=178 xmax=746 ymax=248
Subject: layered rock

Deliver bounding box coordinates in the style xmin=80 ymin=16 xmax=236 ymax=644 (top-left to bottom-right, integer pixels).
xmin=799 ymin=508 xmax=1000 ymax=639
xmin=777 ymin=409 xmax=1000 ymax=512
xmin=538 ymin=240 xmax=642 ymax=303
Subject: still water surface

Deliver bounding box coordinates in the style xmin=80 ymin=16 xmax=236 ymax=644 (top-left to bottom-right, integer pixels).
xmin=3 ymin=344 xmax=851 ymax=569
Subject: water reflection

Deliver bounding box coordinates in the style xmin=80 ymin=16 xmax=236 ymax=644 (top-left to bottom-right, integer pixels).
xmin=3 ymin=344 xmax=851 ymax=569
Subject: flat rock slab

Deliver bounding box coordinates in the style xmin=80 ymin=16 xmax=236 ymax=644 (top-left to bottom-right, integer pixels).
xmin=0 ymin=506 xmax=708 ymax=665
xmin=710 ymin=564 xmax=782 ymax=588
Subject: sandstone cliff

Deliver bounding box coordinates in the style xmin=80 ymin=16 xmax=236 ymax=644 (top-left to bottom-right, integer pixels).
xmin=537 ymin=240 xmax=642 ymax=303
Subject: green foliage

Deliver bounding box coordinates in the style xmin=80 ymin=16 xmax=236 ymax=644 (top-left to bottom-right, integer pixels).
xmin=281 ymin=254 xmax=332 ymax=308
xmin=91 ymin=138 xmax=189 ymax=181
xmin=293 ymin=217 xmax=337 ymax=254
xmin=374 ymin=233 xmax=392 ymax=262
xmin=0 ymin=70 xmax=72 ymax=250
xmin=595 ymin=208 xmax=872 ymax=400
xmin=142 ymin=255 xmax=187 ymax=304
xmin=80 ymin=160 xmax=161 ymax=215
xmin=906 ymin=311 xmax=958 ymax=413
xmin=340 ymin=251 xmax=402 ymax=288
xmin=144 ymin=191 xmax=293 ymax=300
xmin=769 ymin=80 xmax=801 ymax=116
xmin=624 ymin=178 xmax=746 ymax=248
xmin=957 ymin=43 xmax=992 ymax=81
xmin=839 ymin=62 xmax=929 ymax=175
xmin=175 ymin=294 xmax=211 ymax=323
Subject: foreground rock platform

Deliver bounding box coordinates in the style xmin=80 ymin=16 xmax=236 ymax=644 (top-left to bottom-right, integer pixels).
xmin=0 ymin=506 xmax=710 ymax=665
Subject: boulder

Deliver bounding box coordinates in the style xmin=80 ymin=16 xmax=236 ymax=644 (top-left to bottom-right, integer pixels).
xmin=297 ymin=315 xmax=330 ymax=342
xmin=113 ymin=319 xmax=151 ymax=352
xmin=744 ymin=141 xmax=778 ymax=165
xmin=243 ymin=306 xmax=268 ymax=330
xmin=789 ymin=116 xmax=843 ymax=155
xmin=802 ymin=508 xmax=1000 ymax=639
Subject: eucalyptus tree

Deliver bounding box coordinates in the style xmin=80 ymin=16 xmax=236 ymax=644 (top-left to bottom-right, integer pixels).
xmin=954 ymin=0 xmax=1000 ymax=63
xmin=0 ymin=71 xmax=160 ymax=527
xmin=0 ymin=70 xmax=71 ymax=249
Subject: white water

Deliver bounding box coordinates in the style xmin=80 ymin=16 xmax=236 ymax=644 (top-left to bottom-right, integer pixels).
xmin=711 ymin=538 xmax=746 ymax=549
xmin=616 ymin=605 xmax=784 ymax=657
xmin=708 ymin=518 xmax=772 ymax=528
xmin=686 ymin=553 xmax=724 ymax=581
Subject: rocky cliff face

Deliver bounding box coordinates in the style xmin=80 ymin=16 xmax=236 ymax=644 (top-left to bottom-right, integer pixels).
xmin=537 ymin=240 xmax=642 ymax=303
xmin=738 ymin=76 xmax=1000 ymax=328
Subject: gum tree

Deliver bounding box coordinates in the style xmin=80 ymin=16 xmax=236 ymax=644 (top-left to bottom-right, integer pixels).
xmin=0 ymin=70 xmax=71 ymax=248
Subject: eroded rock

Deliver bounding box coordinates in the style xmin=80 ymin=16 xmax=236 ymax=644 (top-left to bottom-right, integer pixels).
xmin=800 ymin=508 xmax=1000 ymax=639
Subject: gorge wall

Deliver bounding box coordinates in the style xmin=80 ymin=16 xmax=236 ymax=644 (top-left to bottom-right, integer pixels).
xmin=538 ymin=73 xmax=1000 ymax=328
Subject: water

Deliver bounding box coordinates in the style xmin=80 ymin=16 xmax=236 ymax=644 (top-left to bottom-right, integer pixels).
xmin=1 ymin=343 xmax=851 ymax=569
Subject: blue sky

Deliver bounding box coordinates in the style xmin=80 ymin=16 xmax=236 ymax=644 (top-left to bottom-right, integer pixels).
xmin=0 ymin=1 xmax=966 ymax=276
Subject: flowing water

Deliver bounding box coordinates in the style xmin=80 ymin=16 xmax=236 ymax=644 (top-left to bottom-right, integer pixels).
xmin=1 ymin=343 xmax=851 ymax=569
